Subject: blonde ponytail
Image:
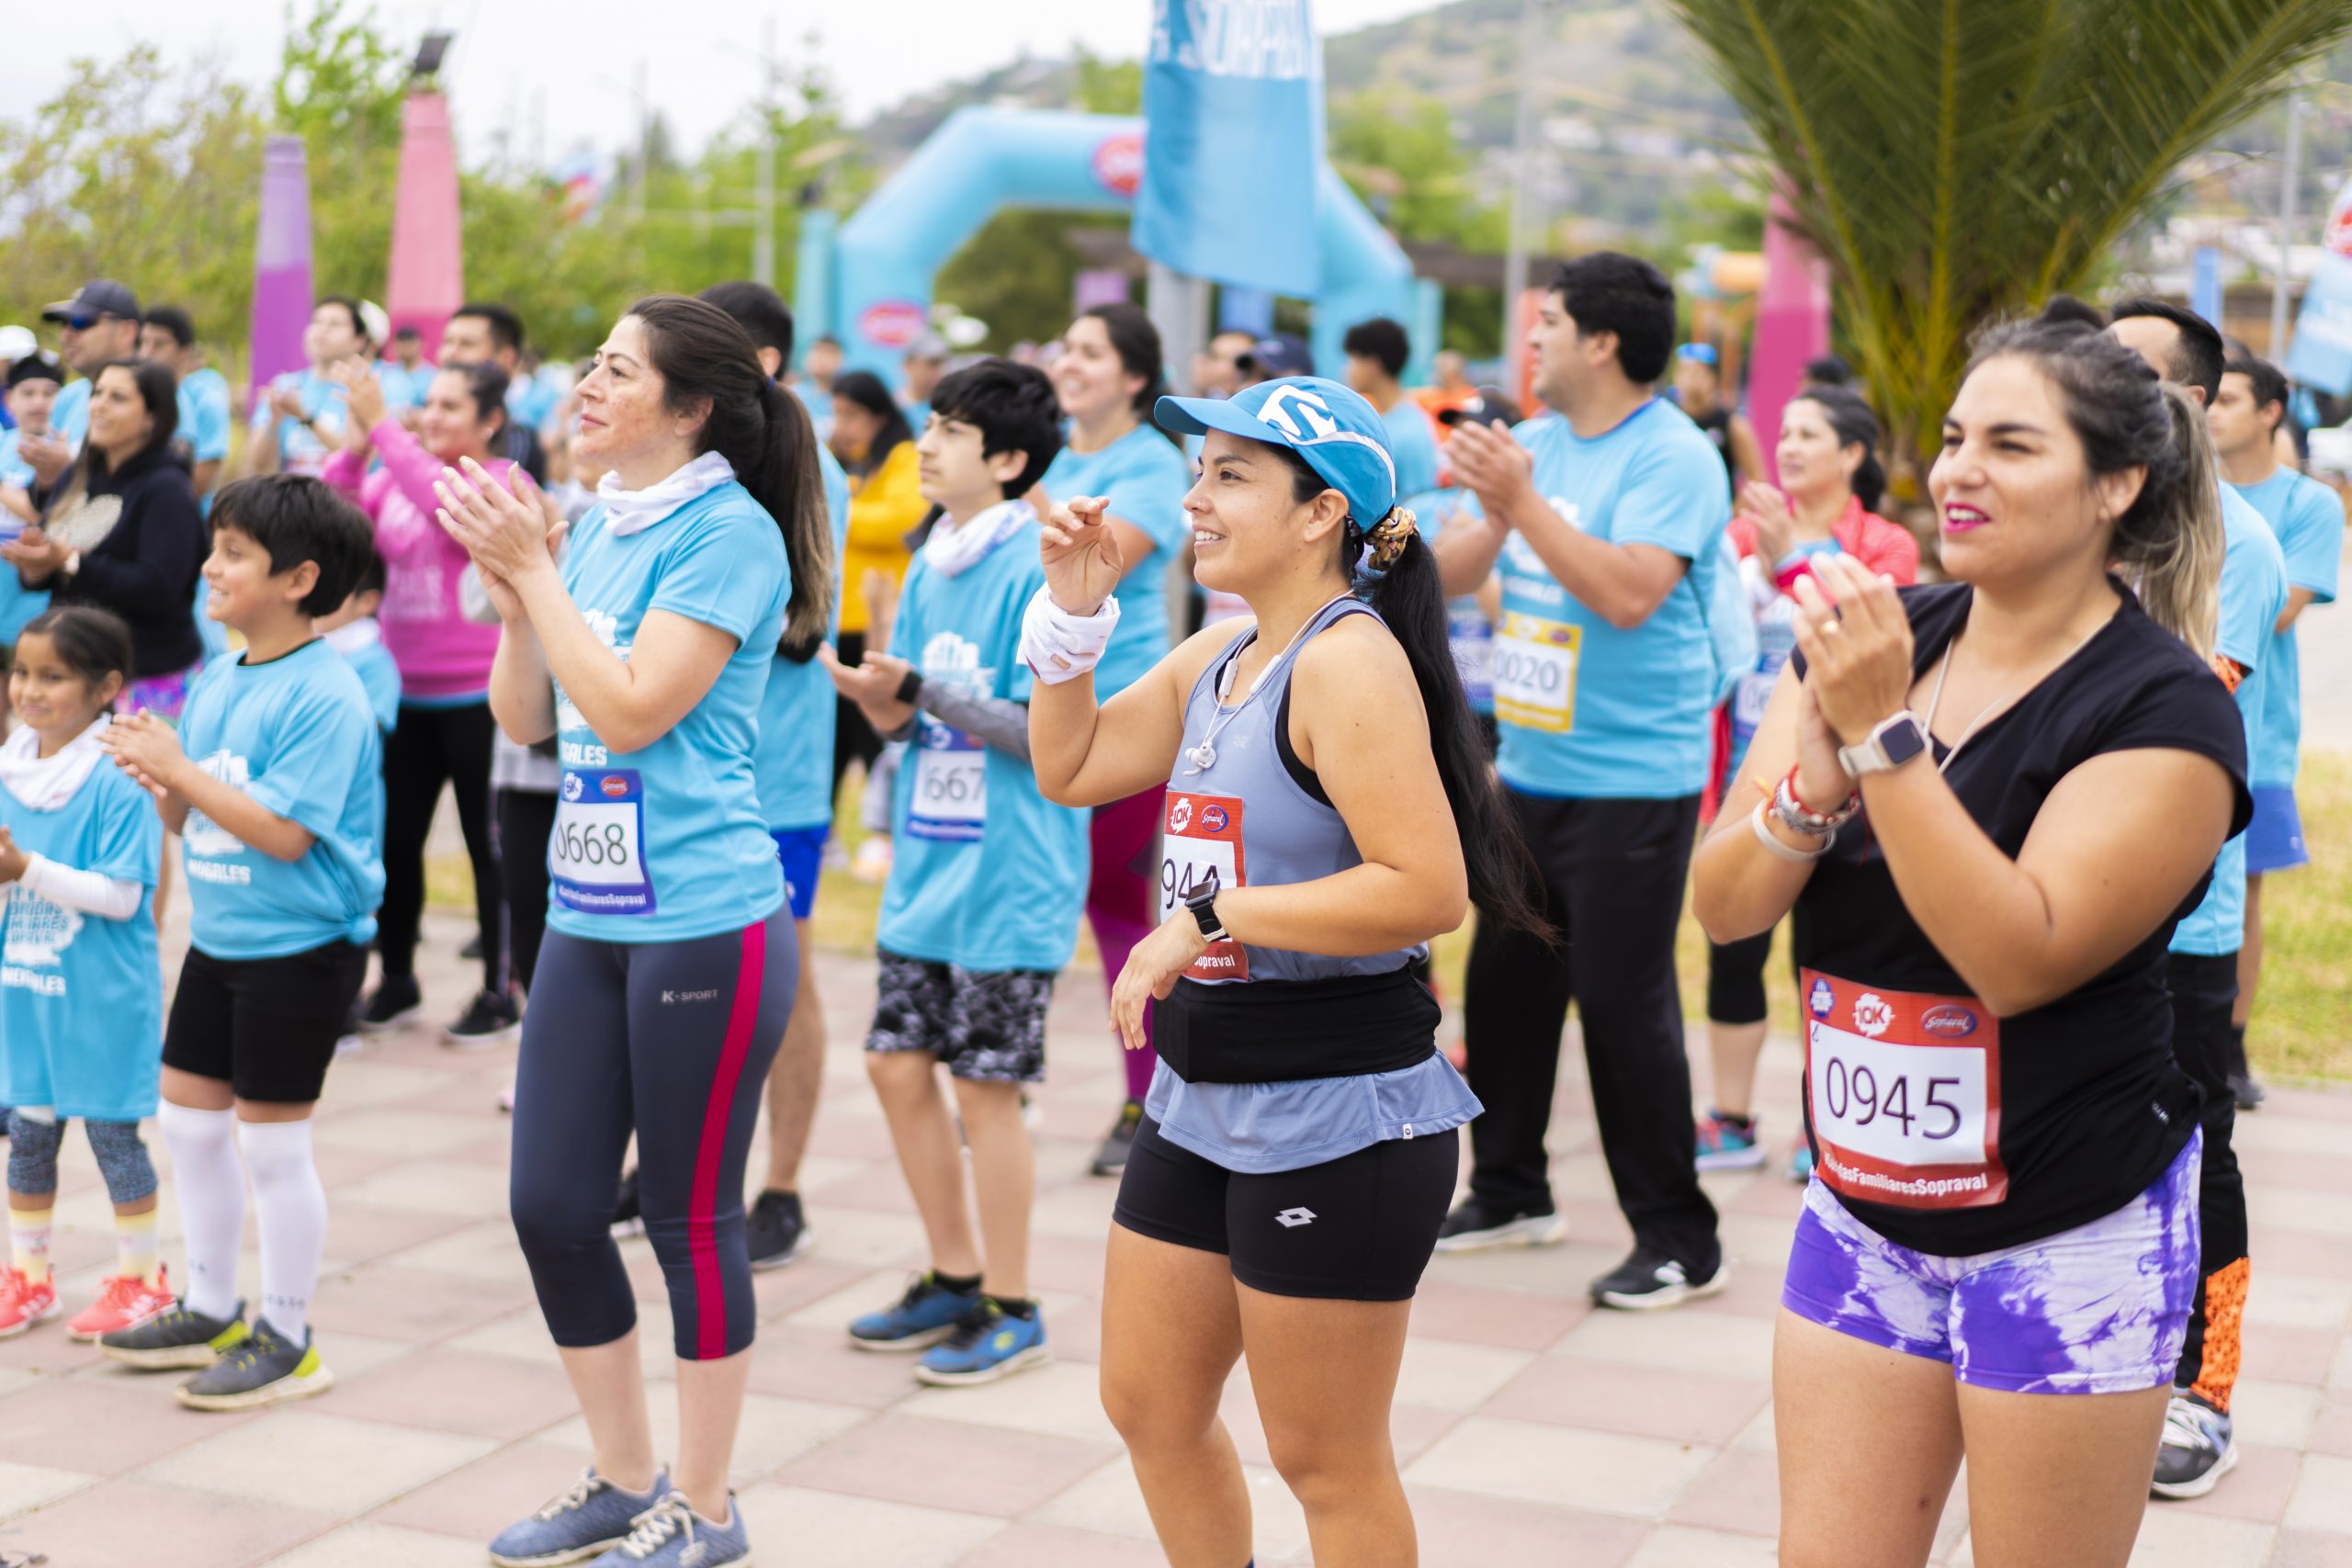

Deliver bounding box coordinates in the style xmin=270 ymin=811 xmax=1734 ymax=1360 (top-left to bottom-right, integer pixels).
xmin=2120 ymin=384 xmax=2224 ymax=662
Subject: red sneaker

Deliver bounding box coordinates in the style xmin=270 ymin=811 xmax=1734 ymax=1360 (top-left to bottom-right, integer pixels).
xmin=67 ymin=1266 xmax=175 ymax=1342
xmin=0 ymin=1267 xmax=59 ymax=1338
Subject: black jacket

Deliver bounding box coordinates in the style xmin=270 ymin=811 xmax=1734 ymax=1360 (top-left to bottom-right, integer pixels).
xmin=29 ymin=446 xmax=207 ymax=678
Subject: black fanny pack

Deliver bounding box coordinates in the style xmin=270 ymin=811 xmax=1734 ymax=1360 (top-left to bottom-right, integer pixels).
xmin=1152 ymin=965 xmax=1440 ymax=1085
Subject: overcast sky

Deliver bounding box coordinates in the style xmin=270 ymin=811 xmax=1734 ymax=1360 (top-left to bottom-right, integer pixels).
xmin=3 ymin=0 xmax=1440 ymax=166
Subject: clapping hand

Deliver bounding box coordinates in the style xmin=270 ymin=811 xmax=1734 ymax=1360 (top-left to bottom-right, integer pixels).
xmin=97 ymin=711 xmax=189 ymax=799
xmin=435 ymin=457 xmax=566 ymax=586
xmin=1790 ymin=553 xmax=1914 ymax=748
xmin=0 ymin=827 xmax=28 ymax=886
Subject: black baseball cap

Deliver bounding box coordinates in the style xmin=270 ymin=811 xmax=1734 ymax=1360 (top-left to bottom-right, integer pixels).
xmin=6 ymin=352 xmax=66 ymax=391
xmin=1438 ymin=386 xmax=1525 ymax=429
xmin=41 ymin=279 xmax=141 ymax=325
xmin=1237 ymin=333 xmax=1314 ymax=379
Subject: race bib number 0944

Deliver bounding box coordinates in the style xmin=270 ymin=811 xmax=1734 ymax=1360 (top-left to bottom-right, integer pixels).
xmin=1801 ymin=969 xmax=2007 ymax=1210
xmin=1161 ymin=791 xmax=1248 ymax=981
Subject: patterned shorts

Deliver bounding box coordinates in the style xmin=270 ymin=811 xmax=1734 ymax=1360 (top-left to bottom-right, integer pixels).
xmin=1781 ymin=1130 xmax=2201 ymax=1394
xmin=865 ymin=949 xmax=1054 ymax=1084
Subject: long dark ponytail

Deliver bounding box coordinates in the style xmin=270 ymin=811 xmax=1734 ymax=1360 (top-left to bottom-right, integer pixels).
xmin=627 ymin=294 xmax=835 ymax=654
xmin=1791 ymin=386 xmax=1886 ymax=513
xmin=1272 ymin=449 xmax=1545 ymax=935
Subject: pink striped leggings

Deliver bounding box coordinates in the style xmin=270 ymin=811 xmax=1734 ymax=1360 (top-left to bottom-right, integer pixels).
xmin=1091 ymin=786 xmax=1167 ymax=1102
xmin=509 ymin=907 xmax=795 ymax=1360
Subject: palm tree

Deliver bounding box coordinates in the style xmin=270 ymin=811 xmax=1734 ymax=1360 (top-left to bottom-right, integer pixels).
xmin=1661 ymin=0 xmax=2352 ymax=463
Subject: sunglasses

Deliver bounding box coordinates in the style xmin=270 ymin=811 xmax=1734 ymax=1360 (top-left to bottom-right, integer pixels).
xmin=60 ymin=315 xmax=112 ymax=333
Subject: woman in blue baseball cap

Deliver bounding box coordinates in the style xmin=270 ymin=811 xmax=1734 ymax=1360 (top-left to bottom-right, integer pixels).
xmin=1022 ymin=375 xmax=1540 ymax=1563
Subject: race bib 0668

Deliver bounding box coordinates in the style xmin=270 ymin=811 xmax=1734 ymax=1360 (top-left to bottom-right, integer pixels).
xmin=551 ymin=768 xmax=655 ymax=916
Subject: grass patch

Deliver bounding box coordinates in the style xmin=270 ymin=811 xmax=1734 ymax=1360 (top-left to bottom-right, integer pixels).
xmin=435 ymin=751 xmax=2349 ymax=1084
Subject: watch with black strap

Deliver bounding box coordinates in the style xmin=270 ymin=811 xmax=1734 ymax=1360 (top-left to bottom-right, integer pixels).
xmin=1183 ymin=884 xmax=1228 ymax=944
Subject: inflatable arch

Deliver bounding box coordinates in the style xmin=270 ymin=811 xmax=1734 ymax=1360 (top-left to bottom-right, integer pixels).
xmin=795 ymin=106 xmax=1422 ymax=387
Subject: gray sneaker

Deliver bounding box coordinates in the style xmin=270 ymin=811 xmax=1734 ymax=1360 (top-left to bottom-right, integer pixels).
xmin=491 ymin=1467 xmax=671 ymax=1568
xmin=175 ymin=1316 xmax=333 ymax=1411
xmin=584 ymin=1490 xmax=749 ymax=1566
xmin=99 ymin=1297 xmax=248 ymax=1370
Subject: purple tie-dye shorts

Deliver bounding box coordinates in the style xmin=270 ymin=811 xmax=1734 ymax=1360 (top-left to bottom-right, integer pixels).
xmin=1781 ymin=1130 xmax=2200 ymax=1394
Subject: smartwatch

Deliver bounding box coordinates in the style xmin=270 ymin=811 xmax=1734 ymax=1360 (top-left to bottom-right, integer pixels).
xmin=1838 ymin=710 xmax=1931 ymax=777
xmin=1184 ymin=885 xmax=1228 ymax=943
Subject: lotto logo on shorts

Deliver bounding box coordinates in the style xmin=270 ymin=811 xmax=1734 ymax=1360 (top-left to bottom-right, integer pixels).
xmin=1274 ymin=1207 xmax=1317 ymax=1228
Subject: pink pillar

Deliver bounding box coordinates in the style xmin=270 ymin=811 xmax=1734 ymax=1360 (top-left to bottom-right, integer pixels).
xmin=1749 ymin=189 xmax=1833 ymax=484
xmin=387 ymin=91 xmax=465 ymax=359
xmin=249 ymin=135 xmax=314 ymax=413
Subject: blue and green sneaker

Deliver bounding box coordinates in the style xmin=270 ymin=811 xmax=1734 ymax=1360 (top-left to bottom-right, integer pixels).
xmin=847 ymin=1272 xmax=979 ymax=1351
xmin=175 ymin=1316 xmax=333 ymax=1411
xmin=914 ymin=1299 xmax=1049 ymax=1386
xmin=98 ymin=1297 xmax=248 ymax=1370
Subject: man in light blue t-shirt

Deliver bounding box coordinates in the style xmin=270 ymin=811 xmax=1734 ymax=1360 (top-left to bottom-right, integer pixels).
xmin=2213 ymin=351 xmax=2344 ymax=1103
xmin=1343 ymin=316 xmax=1443 ymax=501
xmin=139 ymin=305 xmax=232 ymax=503
xmin=1430 ymin=253 xmax=1729 ymax=1309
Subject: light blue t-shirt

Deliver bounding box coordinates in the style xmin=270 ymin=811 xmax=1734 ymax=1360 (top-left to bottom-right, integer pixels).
xmin=798 ymin=385 xmax=835 ymax=443
xmin=549 ymin=480 xmax=788 ymax=942
xmin=2172 ymin=491 xmax=2287 ymax=957
xmin=754 ymin=446 xmax=853 ymax=831
xmin=49 ymin=379 xmax=90 ymax=446
xmin=877 ymin=514 xmax=1088 ymax=973
xmin=507 ymin=372 xmax=560 ymax=433
xmin=0 ymin=752 xmax=163 ymax=1122
xmin=334 ymin=623 xmax=403 ymax=735
xmin=1043 ymin=424 xmax=1192 ymax=698
xmin=2233 ymin=468 xmax=2344 ymax=786
xmin=255 ymin=368 xmax=347 ymax=475
xmin=1492 ymin=400 xmax=1733 ymax=798
xmin=1381 ymin=399 xmax=1442 ymax=502
xmin=0 ymin=431 xmax=52 ymax=645
xmin=1146 ymin=1055 xmax=1481 ymax=1175
xmin=1407 ymin=487 xmax=1496 ymax=716
xmin=178 ymin=638 xmax=387 ymax=959
xmin=176 ymin=367 xmax=232 ymax=464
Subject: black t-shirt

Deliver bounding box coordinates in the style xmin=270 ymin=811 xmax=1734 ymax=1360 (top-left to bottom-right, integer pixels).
xmin=1792 ymin=581 xmax=2250 ymax=1255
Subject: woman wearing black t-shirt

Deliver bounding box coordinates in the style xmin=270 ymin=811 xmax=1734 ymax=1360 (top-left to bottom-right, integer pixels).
xmin=1694 ymin=319 xmax=2247 ymax=1568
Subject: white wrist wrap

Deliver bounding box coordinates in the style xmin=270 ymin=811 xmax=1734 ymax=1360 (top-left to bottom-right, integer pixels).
xmin=1020 ymin=586 xmax=1121 ymax=685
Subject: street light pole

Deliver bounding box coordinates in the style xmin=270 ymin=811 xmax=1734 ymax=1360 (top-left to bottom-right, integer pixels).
xmin=1502 ymin=0 xmax=1544 ymax=392
xmin=754 ymin=15 xmax=779 ymax=290
xmin=2272 ymin=88 xmax=2303 ymax=357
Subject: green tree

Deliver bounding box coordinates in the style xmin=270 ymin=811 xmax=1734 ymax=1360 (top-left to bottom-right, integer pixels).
xmin=1327 ymin=90 xmax=1508 ymax=355
xmin=1662 ymin=0 xmax=2352 ymax=461
xmin=273 ymin=0 xmax=408 ymax=302
xmin=1073 ymin=48 xmax=1144 ymax=116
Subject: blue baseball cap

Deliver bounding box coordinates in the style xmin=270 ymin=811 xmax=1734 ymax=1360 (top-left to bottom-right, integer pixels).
xmin=1155 ymin=376 xmax=1398 ymax=526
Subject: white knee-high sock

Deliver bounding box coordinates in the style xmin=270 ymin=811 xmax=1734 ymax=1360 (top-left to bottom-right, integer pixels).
xmin=236 ymin=1119 xmax=326 ymax=1341
xmin=158 ymin=1102 xmax=246 ymax=1321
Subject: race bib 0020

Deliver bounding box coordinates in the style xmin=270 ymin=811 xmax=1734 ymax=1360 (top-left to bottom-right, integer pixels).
xmin=1493 ymin=611 xmax=1578 ymax=734
xmin=1801 ymin=969 xmax=2007 ymax=1210
xmin=1161 ymin=791 xmax=1248 ymax=980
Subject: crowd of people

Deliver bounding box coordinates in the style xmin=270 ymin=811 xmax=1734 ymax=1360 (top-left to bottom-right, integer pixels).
xmin=0 ymin=240 xmax=2336 ymax=1568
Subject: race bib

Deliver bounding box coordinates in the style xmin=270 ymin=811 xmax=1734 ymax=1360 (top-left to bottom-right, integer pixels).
xmin=1447 ymin=601 xmax=1494 ymax=708
xmin=909 ymin=717 xmax=987 ymax=841
xmin=1161 ymin=791 xmax=1248 ymax=980
xmin=1802 ymin=970 xmax=2007 ymax=1210
xmin=1493 ymin=610 xmax=1578 ymax=733
xmin=1731 ymin=647 xmax=1791 ymax=744
xmin=551 ymin=769 xmax=655 ymax=915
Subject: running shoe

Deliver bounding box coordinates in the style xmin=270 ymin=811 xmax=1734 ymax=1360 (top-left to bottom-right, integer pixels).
xmin=847 ymin=1271 xmax=980 ymax=1351
xmin=66 ymin=1267 xmax=175 ymax=1342
xmin=175 ymin=1315 xmax=332 ymax=1410
xmin=745 ymin=1190 xmax=810 ymax=1270
xmin=610 ymin=1168 xmax=643 ymax=1239
xmin=489 ymin=1465 xmax=670 ymax=1568
xmin=915 ymin=1299 xmax=1050 ymax=1386
xmin=1695 ymin=1110 xmax=1767 ymax=1172
xmin=99 ymin=1296 xmax=247 ymax=1369
xmin=1590 ymin=1247 xmax=1728 ymax=1311
xmin=445 ymin=987 xmax=523 ymax=1048
xmin=358 ymin=973 xmax=424 ymax=1032
xmin=1432 ymin=1198 xmax=1566 ymax=1254
xmin=334 ymin=1032 xmax=367 ymax=1058
xmin=0 ymin=1268 xmax=58 ymax=1338
xmin=2228 ymin=1072 xmax=2267 ymax=1112
xmin=582 ymin=1490 xmax=748 ymax=1567
xmin=1091 ymin=1099 xmax=1144 ymax=1177
xmin=2152 ymin=1393 xmax=2237 ymax=1500
xmin=1789 ymin=1145 xmax=1817 ymax=1183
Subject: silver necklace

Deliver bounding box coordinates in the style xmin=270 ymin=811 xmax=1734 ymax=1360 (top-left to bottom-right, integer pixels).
xmin=1920 ymin=615 xmax=2109 ymax=773
xmin=1182 ymin=594 xmax=1353 ymax=774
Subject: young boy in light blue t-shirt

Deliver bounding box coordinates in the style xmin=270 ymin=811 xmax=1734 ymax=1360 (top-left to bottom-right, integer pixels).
xmin=96 ymin=473 xmax=384 ymax=1415
xmin=824 ymin=360 xmax=1082 ymax=1387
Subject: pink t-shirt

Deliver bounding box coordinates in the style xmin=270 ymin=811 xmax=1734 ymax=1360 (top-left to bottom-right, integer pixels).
xmin=322 ymin=422 xmax=508 ymax=701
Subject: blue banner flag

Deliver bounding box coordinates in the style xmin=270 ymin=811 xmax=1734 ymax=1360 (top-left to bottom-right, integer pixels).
xmin=1133 ymin=0 xmax=1323 ymax=296
xmin=2286 ymin=175 xmax=2352 ymax=397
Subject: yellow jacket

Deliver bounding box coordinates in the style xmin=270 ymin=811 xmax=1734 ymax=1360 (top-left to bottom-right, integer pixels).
xmin=839 ymin=439 xmax=922 ymax=636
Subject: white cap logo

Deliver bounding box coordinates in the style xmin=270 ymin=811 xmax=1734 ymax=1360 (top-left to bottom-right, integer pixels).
xmin=1259 ymin=385 xmax=1337 ymax=441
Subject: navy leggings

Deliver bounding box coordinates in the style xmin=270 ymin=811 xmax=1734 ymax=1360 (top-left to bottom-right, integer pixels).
xmin=508 ymin=907 xmax=796 ymax=1360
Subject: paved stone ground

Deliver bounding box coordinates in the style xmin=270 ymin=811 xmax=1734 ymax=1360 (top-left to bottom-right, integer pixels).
xmin=0 ymin=903 xmax=2347 ymax=1568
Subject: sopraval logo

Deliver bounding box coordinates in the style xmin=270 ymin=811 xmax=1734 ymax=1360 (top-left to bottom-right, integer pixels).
xmin=1273 ymin=1207 xmax=1317 ymax=1228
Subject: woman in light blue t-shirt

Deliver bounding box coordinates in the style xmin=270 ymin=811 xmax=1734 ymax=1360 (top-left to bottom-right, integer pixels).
xmin=438 ymin=295 xmax=835 ymax=1568
xmin=1042 ymin=303 xmax=1195 ymax=1171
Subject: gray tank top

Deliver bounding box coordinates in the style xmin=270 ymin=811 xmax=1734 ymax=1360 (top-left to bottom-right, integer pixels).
xmin=1162 ymin=595 xmax=1428 ymax=986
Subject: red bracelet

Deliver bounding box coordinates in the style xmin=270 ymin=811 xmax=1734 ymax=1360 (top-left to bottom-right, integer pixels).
xmin=1781 ymin=763 xmax=1860 ymax=825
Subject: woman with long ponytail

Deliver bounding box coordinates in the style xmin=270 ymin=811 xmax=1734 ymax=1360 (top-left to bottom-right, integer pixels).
xmin=1690 ymin=315 xmax=2245 ymax=1567
xmin=434 ymin=293 xmax=824 ymax=1568
xmin=1022 ymin=374 xmax=1536 ymax=1564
